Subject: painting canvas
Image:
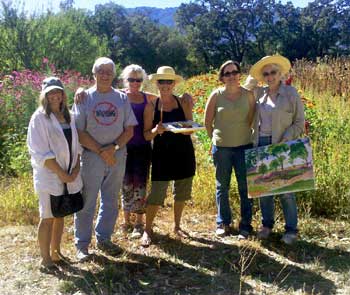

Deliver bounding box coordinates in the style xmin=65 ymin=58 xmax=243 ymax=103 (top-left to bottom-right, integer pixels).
xmin=245 ymin=137 xmax=315 ymax=198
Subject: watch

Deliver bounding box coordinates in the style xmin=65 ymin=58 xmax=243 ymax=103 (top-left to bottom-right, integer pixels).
xmin=113 ymin=142 xmax=120 ymax=151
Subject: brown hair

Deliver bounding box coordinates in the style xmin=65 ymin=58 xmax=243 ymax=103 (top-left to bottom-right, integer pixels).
xmin=39 ymin=90 xmax=71 ymax=124
xmin=218 ymin=60 xmax=241 ymax=82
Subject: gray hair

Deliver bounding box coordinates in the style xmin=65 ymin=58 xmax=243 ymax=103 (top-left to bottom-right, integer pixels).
xmin=120 ymin=64 xmax=148 ymax=86
xmin=92 ymin=57 xmax=116 ymax=75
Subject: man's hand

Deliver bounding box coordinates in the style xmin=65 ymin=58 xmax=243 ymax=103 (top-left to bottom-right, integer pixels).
xmin=180 ymin=92 xmax=194 ymax=108
xmin=74 ymin=87 xmax=87 ymax=104
xmin=99 ymin=145 xmax=117 ymax=166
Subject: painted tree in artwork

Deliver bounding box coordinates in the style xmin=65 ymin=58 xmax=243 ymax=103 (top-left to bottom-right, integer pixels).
xmin=268 ymin=143 xmax=289 ymax=170
xmin=245 ymin=149 xmax=258 ymax=172
xmin=289 ymin=140 xmax=308 ymax=166
xmin=258 ymin=163 xmax=268 ymax=176
xmin=269 ymin=159 xmax=280 ymax=171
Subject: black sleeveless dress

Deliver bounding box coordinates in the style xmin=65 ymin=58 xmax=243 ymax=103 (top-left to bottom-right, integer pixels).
xmin=151 ymin=97 xmax=196 ymax=181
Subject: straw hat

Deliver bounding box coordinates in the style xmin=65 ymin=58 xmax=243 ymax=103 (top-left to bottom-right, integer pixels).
xmin=149 ymin=66 xmax=183 ymax=84
xmin=249 ymin=55 xmax=291 ymax=82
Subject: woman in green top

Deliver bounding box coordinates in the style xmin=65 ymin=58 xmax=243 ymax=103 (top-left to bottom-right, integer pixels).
xmin=205 ymin=60 xmax=255 ymax=238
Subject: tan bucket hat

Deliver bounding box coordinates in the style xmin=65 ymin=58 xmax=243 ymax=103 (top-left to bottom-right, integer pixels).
xmin=249 ymin=55 xmax=291 ymax=82
xmin=149 ymin=66 xmax=183 ymax=84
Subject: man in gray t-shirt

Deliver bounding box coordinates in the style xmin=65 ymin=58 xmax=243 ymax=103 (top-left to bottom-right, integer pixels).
xmin=72 ymin=57 xmax=137 ymax=261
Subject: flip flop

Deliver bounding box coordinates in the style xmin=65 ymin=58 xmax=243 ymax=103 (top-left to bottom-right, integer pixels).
xmin=174 ymin=228 xmax=189 ymax=239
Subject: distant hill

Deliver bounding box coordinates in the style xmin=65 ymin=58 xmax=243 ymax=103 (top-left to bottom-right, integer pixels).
xmin=125 ymin=7 xmax=177 ymax=27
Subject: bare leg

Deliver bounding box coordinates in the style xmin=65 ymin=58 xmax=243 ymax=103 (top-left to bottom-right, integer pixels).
xmin=124 ymin=210 xmax=131 ymax=225
xmin=141 ymin=205 xmax=159 ymax=246
xmin=136 ymin=213 xmax=143 ymax=225
xmin=174 ymin=201 xmax=185 ymax=231
xmin=38 ymin=218 xmax=54 ymax=266
xmin=51 ymin=217 xmax=64 ymax=261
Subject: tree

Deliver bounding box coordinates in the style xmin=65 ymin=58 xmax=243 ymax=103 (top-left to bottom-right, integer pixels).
xmin=268 ymin=143 xmax=289 ymax=171
xmin=0 ymin=1 xmax=42 ymax=70
xmin=258 ymin=163 xmax=268 ymax=176
xmin=269 ymin=159 xmax=280 ymax=172
xmin=37 ymin=10 xmax=109 ymax=74
xmin=245 ymin=149 xmax=257 ymax=172
xmin=289 ymin=140 xmax=308 ymax=166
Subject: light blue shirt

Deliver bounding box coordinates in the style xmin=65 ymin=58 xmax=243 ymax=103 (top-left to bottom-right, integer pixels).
xmin=72 ymin=86 xmax=138 ymax=146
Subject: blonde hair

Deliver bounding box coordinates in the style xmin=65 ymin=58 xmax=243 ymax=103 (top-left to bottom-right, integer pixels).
xmin=39 ymin=90 xmax=71 ymax=124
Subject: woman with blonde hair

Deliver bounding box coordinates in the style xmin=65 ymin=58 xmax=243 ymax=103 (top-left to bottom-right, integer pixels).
xmin=27 ymin=77 xmax=82 ymax=271
xmin=141 ymin=66 xmax=195 ymax=246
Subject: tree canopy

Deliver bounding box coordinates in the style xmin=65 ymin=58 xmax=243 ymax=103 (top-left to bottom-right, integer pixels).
xmin=0 ymin=0 xmax=349 ymax=76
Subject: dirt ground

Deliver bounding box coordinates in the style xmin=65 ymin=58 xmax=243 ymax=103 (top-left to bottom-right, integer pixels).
xmin=0 ymin=208 xmax=350 ymax=295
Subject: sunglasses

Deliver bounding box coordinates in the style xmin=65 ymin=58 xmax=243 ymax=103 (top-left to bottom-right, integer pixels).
xmin=127 ymin=77 xmax=143 ymax=83
xmin=223 ymin=70 xmax=240 ymax=77
xmin=158 ymin=79 xmax=174 ymax=85
xmin=262 ymin=70 xmax=278 ymax=77
xmin=127 ymin=78 xmax=143 ymax=83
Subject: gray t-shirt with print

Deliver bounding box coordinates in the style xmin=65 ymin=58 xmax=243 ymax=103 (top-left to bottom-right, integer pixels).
xmin=72 ymin=86 xmax=137 ymax=146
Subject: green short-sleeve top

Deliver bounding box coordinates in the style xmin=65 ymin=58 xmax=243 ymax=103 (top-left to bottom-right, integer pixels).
xmin=212 ymin=87 xmax=252 ymax=147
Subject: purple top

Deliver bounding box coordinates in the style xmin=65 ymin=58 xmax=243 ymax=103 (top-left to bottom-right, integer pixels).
xmin=128 ymin=92 xmax=148 ymax=146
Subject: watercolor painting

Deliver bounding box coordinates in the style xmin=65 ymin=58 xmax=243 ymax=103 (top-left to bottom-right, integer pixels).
xmin=245 ymin=138 xmax=315 ymax=198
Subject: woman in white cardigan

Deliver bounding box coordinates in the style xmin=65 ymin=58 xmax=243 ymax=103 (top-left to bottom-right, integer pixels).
xmin=27 ymin=77 xmax=82 ymax=271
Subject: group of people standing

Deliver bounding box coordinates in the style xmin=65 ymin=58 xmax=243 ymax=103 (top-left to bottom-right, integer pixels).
xmin=27 ymin=55 xmax=304 ymax=272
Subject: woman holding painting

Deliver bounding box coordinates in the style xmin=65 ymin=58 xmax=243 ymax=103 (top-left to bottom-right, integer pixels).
xmin=246 ymin=55 xmax=305 ymax=245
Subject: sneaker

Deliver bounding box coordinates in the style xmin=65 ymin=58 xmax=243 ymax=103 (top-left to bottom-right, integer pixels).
xmin=216 ymin=224 xmax=230 ymax=237
xmin=257 ymin=227 xmax=272 ymax=240
xmin=130 ymin=224 xmax=144 ymax=239
xmin=237 ymin=230 xmax=250 ymax=240
xmin=76 ymin=248 xmax=90 ymax=262
xmin=281 ymin=233 xmax=297 ymax=245
xmin=96 ymin=240 xmax=123 ymax=255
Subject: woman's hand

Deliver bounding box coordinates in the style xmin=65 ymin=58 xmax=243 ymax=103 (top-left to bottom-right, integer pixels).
xmin=152 ymin=122 xmax=166 ymax=135
xmin=74 ymin=87 xmax=87 ymax=104
xmin=69 ymin=163 xmax=80 ymax=181
xmin=57 ymin=170 xmax=75 ymax=183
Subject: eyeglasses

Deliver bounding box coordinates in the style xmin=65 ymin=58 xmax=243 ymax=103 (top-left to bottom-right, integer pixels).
xmin=223 ymin=70 xmax=240 ymax=77
xmin=158 ymin=80 xmax=174 ymax=85
xmin=96 ymin=70 xmax=114 ymax=76
xmin=262 ymin=70 xmax=278 ymax=77
xmin=127 ymin=77 xmax=143 ymax=83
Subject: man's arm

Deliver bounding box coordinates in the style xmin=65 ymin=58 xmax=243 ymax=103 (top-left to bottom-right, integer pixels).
xmin=77 ymin=129 xmax=102 ymax=154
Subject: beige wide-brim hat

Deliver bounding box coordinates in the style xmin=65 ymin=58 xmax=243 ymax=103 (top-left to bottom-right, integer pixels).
xmin=149 ymin=66 xmax=184 ymax=84
xmin=249 ymin=55 xmax=291 ymax=82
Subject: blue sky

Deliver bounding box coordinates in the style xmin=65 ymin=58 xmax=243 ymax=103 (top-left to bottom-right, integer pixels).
xmin=16 ymin=0 xmax=313 ymax=14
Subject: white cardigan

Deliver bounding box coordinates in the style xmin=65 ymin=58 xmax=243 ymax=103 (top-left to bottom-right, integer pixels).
xmin=27 ymin=107 xmax=83 ymax=195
